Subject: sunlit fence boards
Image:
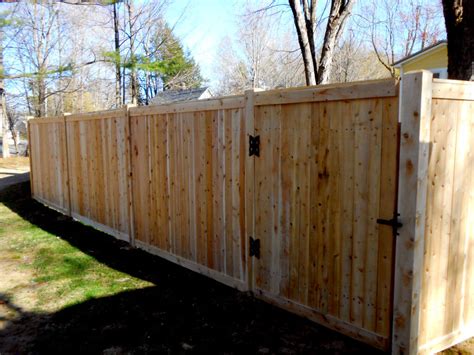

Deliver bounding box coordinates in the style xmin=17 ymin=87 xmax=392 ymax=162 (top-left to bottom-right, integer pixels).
xmin=28 ymin=116 xmax=70 ymax=214
xmin=28 ymin=74 xmax=474 ymax=354
xmin=129 ymin=97 xmax=248 ymax=290
xmin=66 ymin=108 xmax=132 ymax=242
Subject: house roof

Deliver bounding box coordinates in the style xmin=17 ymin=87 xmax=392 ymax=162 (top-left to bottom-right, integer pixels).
xmin=392 ymin=40 xmax=447 ymax=67
xmin=151 ymin=87 xmax=210 ymax=105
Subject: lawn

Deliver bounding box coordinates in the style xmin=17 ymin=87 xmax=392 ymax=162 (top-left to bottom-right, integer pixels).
xmin=0 ymin=182 xmax=471 ymax=354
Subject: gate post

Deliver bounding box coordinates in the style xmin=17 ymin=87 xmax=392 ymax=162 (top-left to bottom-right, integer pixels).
xmin=392 ymin=70 xmax=433 ymax=354
xmin=244 ymin=89 xmax=256 ymax=292
xmin=125 ymin=104 xmax=136 ymax=247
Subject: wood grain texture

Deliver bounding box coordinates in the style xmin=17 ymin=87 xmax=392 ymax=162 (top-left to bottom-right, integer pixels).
xmin=252 ymin=96 xmax=399 ymax=348
xmin=130 ymin=104 xmax=248 ymax=286
xmin=28 ymin=78 xmax=474 ymax=354
xmin=417 ymin=92 xmax=474 ymax=353
xmin=65 ymin=108 xmax=131 ymax=242
xmin=28 ymin=117 xmax=70 ymax=214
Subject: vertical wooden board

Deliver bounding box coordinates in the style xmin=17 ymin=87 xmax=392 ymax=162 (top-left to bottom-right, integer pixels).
xmin=445 ymin=99 xmax=470 ymax=335
xmin=194 ymin=111 xmax=208 ymax=265
xmin=293 ymin=103 xmax=312 ymax=305
xmin=362 ymin=99 xmax=383 ymax=332
xmin=187 ymin=112 xmax=197 ymax=262
xmin=131 ymin=115 xmax=148 ymax=243
xmin=169 ymin=114 xmax=180 ymax=254
xmin=375 ymin=97 xmax=398 ymax=336
xmin=326 ymin=101 xmax=342 ymax=317
xmin=89 ymin=119 xmax=98 ymax=223
xmin=269 ymin=105 xmax=282 ymax=297
xmin=426 ymin=99 xmax=457 ymax=342
xmin=213 ymin=109 xmax=225 ymax=272
xmin=232 ymin=108 xmax=245 ymax=280
xmin=307 ymin=103 xmax=321 ymax=308
xmin=148 ymin=114 xmax=159 ymax=248
xmin=463 ymin=102 xmax=474 ymax=327
xmin=117 ymin=116 xmax=129 ymax=235
xmin=109 ymin=118 xmax=119 ymax=232
xmin=181 ymin=112 xmax=193 ymax=260
xmin=172 ymin=114 xmax=183 ymax=257
xmin=239 ymin=108 xmax=247 ymax=281
xmin=96 ymin=119 xmax=104 ymax=223
xmin=105 ymin=118 xmax=114 ymax=230
xmin=392 ymin=71 xmax=432 ymax=354
xmin=315 ymin=102 xmax=331 ymax=313
xmin=351 ymin=99 xmax=369 ymax=327
xmin=337 ymin=101 xmax=354 ymax=322
xmin=100 ymin=118 xmax=110 ymax=230
xmin=254 ymin=104 xmax=278 ymax=292
xmin=224 ymin=109 xmax=234 ymax=277
xmin=79 ymin=121 xmax=89 ymax=217
xmin=70 ymin=122 xmax=79 ymax=214
xmin=42 ymin=125 xmax=50 ymax=202
xmin=205 ymin=110 xmax=215 ymax=269
xmin=158 ymin=114 xmax=172 ymax=251
xmin=278 ymin=104 xmax=292 ymax=300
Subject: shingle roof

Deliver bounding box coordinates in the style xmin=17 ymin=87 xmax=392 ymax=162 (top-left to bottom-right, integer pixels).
xmin=151 ymin=87 xmax=209 ymax=105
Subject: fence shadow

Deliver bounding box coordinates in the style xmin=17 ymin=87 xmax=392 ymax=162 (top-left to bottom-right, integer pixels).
xmin=0 ymin=182 xmax=383 ymax=354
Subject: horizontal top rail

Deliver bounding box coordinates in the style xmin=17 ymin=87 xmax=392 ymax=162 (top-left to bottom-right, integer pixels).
xmin=254 ymin=79 xmax=399 ymax=106
xmin=129 ymin=95 xmax=245 ymax=116
xmin=432 ymin=78 xmax=474 ymax=100
xmin=28 ymin=116 xmax=65 ymax=124
xmin=66 ymin=108 xmax=126 ymax=122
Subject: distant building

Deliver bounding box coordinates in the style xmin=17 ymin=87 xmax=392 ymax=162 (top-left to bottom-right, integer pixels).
xmin=150 ymin=87 xmax=213 ymax=105
xmin=393 ymin=40 xmax=448 ymax=78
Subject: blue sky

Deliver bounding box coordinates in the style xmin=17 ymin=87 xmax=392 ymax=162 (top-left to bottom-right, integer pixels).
xmin=165 ymin=0 xmax=242 ymax=87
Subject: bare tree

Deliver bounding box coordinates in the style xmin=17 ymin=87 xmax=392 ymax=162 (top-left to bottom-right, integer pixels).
xmin=360 ymin=0 xmax=444 ymax=77
xmin=442 ymin=0 xmax=474 ymax=80
xmin=330 ymin=28 xmax=388 ymax=83
xmin=288 ymin=0 xmax=356 ymax=85
xmin=216 ymin=3 xmax=304 ymax=95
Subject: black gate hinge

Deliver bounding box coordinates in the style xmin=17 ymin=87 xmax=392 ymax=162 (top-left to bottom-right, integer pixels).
xmin=249 ymin=135 xmax=260 ymax=157
xmin=249 ymin=237 xmax=260 ymax=259
xmin=377 ymin=213 xmax=403 ymax=236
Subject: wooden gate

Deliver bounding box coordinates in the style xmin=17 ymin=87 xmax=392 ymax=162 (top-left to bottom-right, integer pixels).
xmin=249 ymin=87 xmax=399 ymax=349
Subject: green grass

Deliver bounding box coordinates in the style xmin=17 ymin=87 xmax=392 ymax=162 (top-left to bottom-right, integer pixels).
xmin=0 ymin=184 xmax=152 ymax=312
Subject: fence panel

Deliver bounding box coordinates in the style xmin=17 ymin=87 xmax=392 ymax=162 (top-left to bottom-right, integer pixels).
xmin=416 ymin=79 xmax=474 ymax=354
xmin=129 ymin=97 xmax=248 ymax=290
xmin=28 ymin=117 xmax=70 ymax=214
xmin=65 ymin=108 xmax=131 ymax=242
xmin=250 ymin=80 xmax=400 ymax=350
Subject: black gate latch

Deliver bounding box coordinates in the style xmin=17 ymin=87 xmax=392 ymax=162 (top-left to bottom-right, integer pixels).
xmin=249 ymin=135 xmax=260 ymax=157
xmin=377 ymin=213 xmax=403 ymax=236
xmin=249 ymin=237 xmax=260 ymax=259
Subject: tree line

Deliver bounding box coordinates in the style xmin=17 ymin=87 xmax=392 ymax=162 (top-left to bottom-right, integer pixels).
xmin=0 ymin=0 xmax=472 ymax=127
xmin=0 ymin=0 xmax=202 ymax=121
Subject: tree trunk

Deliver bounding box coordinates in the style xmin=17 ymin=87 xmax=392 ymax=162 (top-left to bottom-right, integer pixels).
xmin=127 ymin=1 xmax=138 ymax=104
xmin=442 ymin=0 xmax=474 ymax=80
xmin=288 ymin=0 xmax=355 ymax=86
xmin=0 ymin=26 xmax=8 ymax=158
xmin=113 ymin=2 xmax=122 ymax=107
xmin=289 ymin=0 xmax=317 ymax=85
xmin=317 ymin=0 xmax=355 ymax=84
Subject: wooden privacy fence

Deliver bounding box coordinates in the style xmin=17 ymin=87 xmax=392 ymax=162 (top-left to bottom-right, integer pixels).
xmin=28 ymin=72 xmax=474 ymax=354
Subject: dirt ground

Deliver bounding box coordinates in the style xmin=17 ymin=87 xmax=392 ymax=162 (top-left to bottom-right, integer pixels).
xmin=0 ymin=177 xmax=472 ymax=354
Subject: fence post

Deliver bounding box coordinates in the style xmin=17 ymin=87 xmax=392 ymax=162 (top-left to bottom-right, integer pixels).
xmin=63 ymin=113 xmax=72 ymax=216
xmin=125 ymin=104 xmax=136 ymax=247
xmin=392 ymin=70 xmax=433 ymax=354
xmin=26 ymin=116 xmax=34 ymax=197
xmin=244 ymin=89 xmax=256 ymax=292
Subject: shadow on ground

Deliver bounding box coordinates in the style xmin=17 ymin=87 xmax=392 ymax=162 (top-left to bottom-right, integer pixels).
xmin=0 ymin=182 xmax=383 ymax=354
